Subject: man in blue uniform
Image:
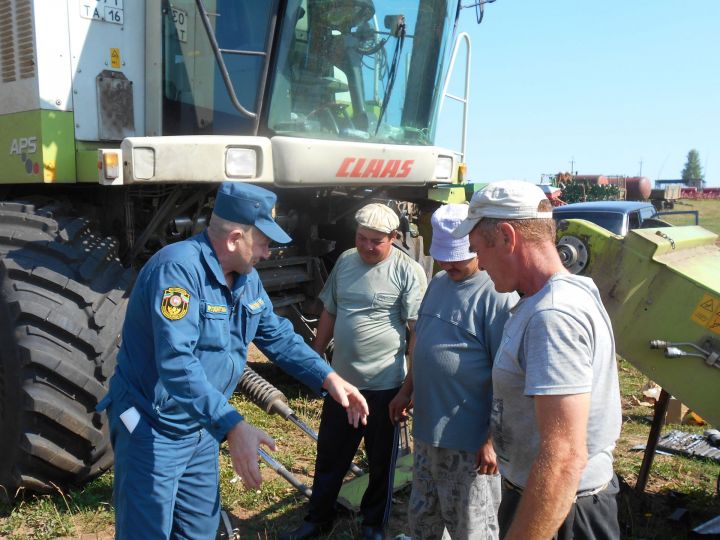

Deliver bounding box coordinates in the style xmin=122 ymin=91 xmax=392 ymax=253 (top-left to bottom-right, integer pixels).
xmin=98 ymin=182 xmax=369 ymax=540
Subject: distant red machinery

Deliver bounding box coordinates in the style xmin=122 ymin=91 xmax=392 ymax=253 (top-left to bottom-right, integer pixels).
xmin=573 ymin=175 xmax=651 ymax=201
xmin=681 ymin=187 xmax=720 ymax=199
xmin=623 ymin=176 xmax=652 ymax=200
xmin=537 ymin=184 xmax=564 ymax=206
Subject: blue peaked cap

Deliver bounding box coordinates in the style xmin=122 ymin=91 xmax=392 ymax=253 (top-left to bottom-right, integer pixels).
xmin=213 ymin=182 xmax=291 ymax=244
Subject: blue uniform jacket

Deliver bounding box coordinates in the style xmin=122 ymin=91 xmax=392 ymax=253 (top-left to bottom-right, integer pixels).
xmin=99 ymin=231 xmax=332 ymax=442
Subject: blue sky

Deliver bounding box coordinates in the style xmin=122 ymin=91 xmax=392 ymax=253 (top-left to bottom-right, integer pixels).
xmin=436 ymin=1 xmax=719 ymax=186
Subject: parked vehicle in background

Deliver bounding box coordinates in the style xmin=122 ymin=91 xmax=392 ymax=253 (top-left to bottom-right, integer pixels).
xmin=650 ymin=185 xmax=682 ymax=210
xmin=553 ymin=201 xmax=670 ymax=236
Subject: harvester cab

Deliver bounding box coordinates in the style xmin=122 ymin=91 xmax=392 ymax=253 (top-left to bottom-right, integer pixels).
xmin=98 ymin=0 xmax=459 ymax=187
xmin=0 ymin=0 xmax=470 ymax=495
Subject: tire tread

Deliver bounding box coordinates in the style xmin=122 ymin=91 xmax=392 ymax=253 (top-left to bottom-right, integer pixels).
xmin=0 ymin=199 xmax=132 ymax=493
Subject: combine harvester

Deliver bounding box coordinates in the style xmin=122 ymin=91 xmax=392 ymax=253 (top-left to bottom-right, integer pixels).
xmin=1 ymin=0 xmax=715 ymax=514
xmin=556 ymin=218 xmax=720 ymax=490
xmin=0 ymin=0 xmax=473 ymax=495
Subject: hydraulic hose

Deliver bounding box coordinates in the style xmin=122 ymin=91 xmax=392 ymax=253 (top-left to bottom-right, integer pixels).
xmin=237 ymin=366 xmax=365 ymax=477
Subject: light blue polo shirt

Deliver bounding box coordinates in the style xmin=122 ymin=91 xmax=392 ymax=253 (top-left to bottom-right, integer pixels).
xmin=320 ymin=247 xmax=427 ymax=390
xmin=412 ymin=270 xmax=518 ymax=452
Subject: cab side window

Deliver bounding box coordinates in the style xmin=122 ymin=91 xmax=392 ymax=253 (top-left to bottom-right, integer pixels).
xmin=639 ymin=206 xmax=657 ymax=221
xmin=628 ymin=211 xmax=641 ymax=230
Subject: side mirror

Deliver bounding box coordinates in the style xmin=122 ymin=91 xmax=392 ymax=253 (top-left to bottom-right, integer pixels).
xmin=384 ymin=15 xmax=406 ymax=37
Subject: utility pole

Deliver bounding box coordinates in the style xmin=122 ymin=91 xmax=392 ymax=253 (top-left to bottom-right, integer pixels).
xmin=639 ymin=160 xmax=643 ymax=177
xmin=570 ymin=157 xmax=575 ymax=176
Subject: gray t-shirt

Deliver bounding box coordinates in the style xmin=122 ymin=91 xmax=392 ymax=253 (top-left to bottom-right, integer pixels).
xmin=491 ymin=274 xmax=621 ymax=492
xmin=320 ymin=247 xmax=427 ymax=390
xmin=413 ymin=270 xmax=518 ymax=452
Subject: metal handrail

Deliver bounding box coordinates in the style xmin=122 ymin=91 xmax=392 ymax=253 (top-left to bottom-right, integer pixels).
xmin=194 ymin=0 xmax=273 ymax=121
xmin=438 ymin=32 xmax=471 ymax=163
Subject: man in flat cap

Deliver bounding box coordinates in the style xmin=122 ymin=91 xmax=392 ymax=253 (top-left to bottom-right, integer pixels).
xmin=98 ymin=182 xmax=369 ymax=540
xmin=283 ymin=203 xmax=427 ymax=540
xmin=452 ymin=180 xmax=621 ymax=539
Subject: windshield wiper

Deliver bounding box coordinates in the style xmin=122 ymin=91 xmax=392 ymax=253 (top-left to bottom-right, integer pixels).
xmin=374 ymin=17 xmax=406 ymax=135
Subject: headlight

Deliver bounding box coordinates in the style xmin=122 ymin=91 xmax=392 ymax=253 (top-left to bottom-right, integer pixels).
xmin=226 ymin=147 xmax=257 ymax=178
xmin=434 ymin=155 xmax=453 ymax=180
xmin=132 ymin=147 xmax=155 ymax=180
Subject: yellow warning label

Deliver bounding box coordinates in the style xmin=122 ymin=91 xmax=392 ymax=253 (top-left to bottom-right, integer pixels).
xmin=710 ymin=315 xmax=720 ymax=332
xmin=110 ymin=48 xmax=121 ymax=68
xmin=691 ymin=293 xmax=720 ymax=335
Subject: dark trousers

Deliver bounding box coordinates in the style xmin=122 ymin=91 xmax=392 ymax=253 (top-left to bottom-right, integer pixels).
xmin=307 ymin=387 xmax=400 ymax=528
xmin=498 ymin=474 xmax=620 ymax=540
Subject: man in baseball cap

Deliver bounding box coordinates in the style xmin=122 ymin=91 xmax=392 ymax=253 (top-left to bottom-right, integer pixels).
xmin=451 ymin=180 xmax=553 ymax=239
xmin=213 ymin=182 xmax=291 ymax=244
xmin=452 ymin=180 xmax=622 ymax=539
xmin=99 ymin=182 xmax=369 ymax=540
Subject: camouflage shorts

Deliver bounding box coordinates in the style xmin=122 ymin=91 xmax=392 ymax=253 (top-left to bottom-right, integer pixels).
xmin=408 ymin=440 xmax=501 ymax=540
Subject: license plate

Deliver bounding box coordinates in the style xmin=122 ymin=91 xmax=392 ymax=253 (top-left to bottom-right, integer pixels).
xmin=80 ymin=0 xmax=125 ymax=25
xmin=171 ymin=6 xmax=188 ymax=43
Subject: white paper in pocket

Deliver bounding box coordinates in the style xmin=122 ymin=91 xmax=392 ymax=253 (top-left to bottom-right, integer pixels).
xmin=119 ymin=406 xmax=141 ymax=434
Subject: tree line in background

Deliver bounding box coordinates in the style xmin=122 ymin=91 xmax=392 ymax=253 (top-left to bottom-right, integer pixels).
xmin=682 ymin=149 xmax=705 ymax=188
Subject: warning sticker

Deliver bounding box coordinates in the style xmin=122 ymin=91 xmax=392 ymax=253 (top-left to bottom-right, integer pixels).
xmin=110 ymin=48 xmax=121 ymax=68
xmin=691 ymin=293 xmax=720 ymax=335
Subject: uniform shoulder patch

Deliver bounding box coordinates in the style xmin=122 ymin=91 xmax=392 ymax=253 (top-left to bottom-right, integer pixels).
xmin=161 ymin=287 xmax=190 ymax=320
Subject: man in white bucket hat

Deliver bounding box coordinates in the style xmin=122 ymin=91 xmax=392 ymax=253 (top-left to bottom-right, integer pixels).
xmin=389 ymin=203 xmax=518 ymax=539
xmin=452 ymin=180 xmax=621 ymax=539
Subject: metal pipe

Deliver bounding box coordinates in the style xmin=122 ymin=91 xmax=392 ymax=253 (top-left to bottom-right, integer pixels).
xmin=257 ymin=448 xmax=312 ymax=499
xmin=194 ymin=0 xmax=258 ymax=119
xmin=636 ymin=388 xmax=670 ymax=493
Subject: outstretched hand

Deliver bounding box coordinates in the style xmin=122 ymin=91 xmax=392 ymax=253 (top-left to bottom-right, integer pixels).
xmin=322 ymin=372 xmax=369 ymax=427
xmin=226 ymin=421 xmax=276 ymax=490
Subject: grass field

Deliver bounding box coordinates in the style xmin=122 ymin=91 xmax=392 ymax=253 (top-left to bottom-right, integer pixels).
xmin=1 ymin=199 xmax=719 ymax=539
xmin=660 ymin=198 xmax=720 ymax=235
xmin=2 ymin=356 xmax=719 ymax=539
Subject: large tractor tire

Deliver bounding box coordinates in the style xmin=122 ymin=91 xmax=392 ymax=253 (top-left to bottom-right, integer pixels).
xmin=0 ymin=200 xmax=133 ymax=496
xmin=394 ymin=233 xmax=434 ymax=280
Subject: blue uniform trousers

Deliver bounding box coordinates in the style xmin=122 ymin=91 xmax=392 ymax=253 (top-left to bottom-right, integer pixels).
xmin=307 ymin=388 xmax=400 ymax=528
xmin=109 ymin=403 xmax=221 ymax=540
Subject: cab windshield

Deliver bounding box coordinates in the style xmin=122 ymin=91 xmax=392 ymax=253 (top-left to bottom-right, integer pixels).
xmin=554 ymin=211 xmax=625 ymax=236
xmin=267 ymin=0 xmax=456 ymax=145
xmin=160 ymin=0 xmax=455 ymax=145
